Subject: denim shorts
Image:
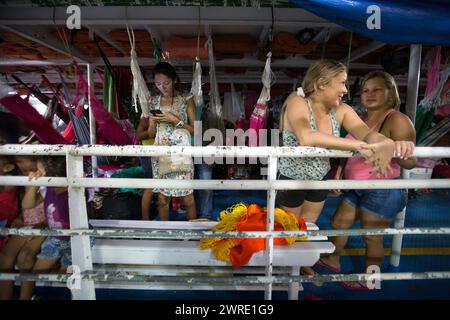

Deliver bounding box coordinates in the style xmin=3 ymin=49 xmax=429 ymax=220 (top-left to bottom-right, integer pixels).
xmin=343 ymin=188 xmax=408 ymax=220
xmin=37 ymin=236 xmax=72 ymax=267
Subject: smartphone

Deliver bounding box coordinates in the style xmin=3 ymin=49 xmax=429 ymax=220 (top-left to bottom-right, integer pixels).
xmin=150 ymin=109 xmax=163 ymax=116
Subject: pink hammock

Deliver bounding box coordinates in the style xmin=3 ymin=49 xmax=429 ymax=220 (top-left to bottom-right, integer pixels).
xmin=249 ymin=52 xmax=272 ymax=147
xmin=0 ymin=94 xmax=69 ymax=145
xmin=72 ymin=64 xmax=133 ymax=146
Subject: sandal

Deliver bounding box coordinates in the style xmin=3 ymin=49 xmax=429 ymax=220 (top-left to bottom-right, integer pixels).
xmin=340 ymin=280 xmax=370 ymax=290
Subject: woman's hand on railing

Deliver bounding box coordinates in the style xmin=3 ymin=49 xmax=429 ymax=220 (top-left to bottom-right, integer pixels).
xmin=363 ymin=139 xmax=396 ymax=177
xmin=395 ymin=140 xmax=415 ymax=160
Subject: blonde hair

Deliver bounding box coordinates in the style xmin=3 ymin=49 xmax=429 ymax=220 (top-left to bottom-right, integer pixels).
xmin=302 ymin=59 xmax=347 ymax=97
xmin=361 ymin=71 xmax=401 ymax=110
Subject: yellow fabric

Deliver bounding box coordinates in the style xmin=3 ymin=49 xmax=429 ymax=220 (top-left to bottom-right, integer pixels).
xmin=142 ymin=138 xmax=155 ymax=145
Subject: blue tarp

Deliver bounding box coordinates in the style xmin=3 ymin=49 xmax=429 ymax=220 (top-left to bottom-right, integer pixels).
xmin=290 ymin=0 xmax=450 ymax=45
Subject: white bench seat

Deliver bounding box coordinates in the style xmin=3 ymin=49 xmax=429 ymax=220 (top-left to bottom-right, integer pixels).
xmin=88 ymin=220 xmax=335 ymax=299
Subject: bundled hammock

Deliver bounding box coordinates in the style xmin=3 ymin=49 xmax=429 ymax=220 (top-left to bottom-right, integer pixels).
xmin=249 ymin=52 xmax=273 ymax=147
xmin=126 ymin=26 xmax=151 ymax=118
xmin=200 ymin=202 xmax=307 ymax=268
xmin=205 ymin=36 xmax=226 ymax=144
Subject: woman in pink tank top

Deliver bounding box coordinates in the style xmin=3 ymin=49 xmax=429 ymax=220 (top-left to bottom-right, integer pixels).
xmin=314 ymin=71 xmax=416 ymax=289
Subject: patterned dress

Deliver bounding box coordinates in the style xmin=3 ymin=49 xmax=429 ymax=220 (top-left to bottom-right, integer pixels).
xmin=279 ymin=98 xmax=341 ymax=180
xmin=150 ymin=94 xmax=194 ymax=197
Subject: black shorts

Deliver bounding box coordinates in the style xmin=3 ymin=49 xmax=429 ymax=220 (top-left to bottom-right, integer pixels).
xmin=275 ymin=173 xmax=329 ymax=208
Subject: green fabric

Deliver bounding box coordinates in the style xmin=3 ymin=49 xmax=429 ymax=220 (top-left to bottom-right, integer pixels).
xmin=103 ymin=67 xmax=117 ymax=117
xmin=111 ymin=166 xmax=146 ymax=195
xmin=415 ymin=102 xmax=436 ymax=144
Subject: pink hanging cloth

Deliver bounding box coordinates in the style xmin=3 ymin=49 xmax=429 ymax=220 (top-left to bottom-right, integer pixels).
xmin=73 ymin=64 xmax=133 ymax=146
xmin=0 ymin=94 xmax=69 ymax=144
xmin=249 ymin=52 xmax=272 ymax=147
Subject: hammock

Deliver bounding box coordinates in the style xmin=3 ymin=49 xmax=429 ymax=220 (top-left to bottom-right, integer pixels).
xmin=126 ymin=25 xmax=151 ymax=118
xmin=0 ymin=81 xmax=69 ymax=145
xmin=416 ymin=65 xmax=450 ymax=144
xmin=200 ymin=203 xmax=307 ymax=268
xmin=249 ymin=52 xmax=273 ymax=147
xmin=205 ymin=36 xmax=226 ymax=145
xmin=73 ymin=64 xmax=133 ymax=146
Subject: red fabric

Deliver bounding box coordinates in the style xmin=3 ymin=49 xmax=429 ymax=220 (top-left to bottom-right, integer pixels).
xmin=229 ymin=204 xmax=307 ymax=268
xmin=74 ymin=65 xmax=133 ymax=146
xmin=0 ymin=187 xmax=19 ymax=227
xmin=248 ymin=103 xmax=268 ymax=147
xmin=0 ymin=95 xmax=69 ymax=144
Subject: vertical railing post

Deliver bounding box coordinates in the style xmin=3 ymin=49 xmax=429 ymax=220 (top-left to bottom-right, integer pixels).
xmin=87 ymin=64 xmax=98 ymax=178
xmin=66 ymin=150 xmax=96 ymax=300
xmin=390 ymin=169 xmax=409 ymax=271
xmin=264 ymin=154 xmax=277 ymax=300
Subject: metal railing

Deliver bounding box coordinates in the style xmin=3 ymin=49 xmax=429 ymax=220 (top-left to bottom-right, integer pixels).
xmin=1 ymin=144 xmax=449 ymax=300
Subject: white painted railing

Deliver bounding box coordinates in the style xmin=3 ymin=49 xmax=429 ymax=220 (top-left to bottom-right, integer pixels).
xmin=1 ymin=144 xmax=449 ymax=300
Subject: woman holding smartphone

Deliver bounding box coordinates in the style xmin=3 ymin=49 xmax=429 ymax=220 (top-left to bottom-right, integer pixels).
xmin=146 ymin=61 xmax=197 ymax=221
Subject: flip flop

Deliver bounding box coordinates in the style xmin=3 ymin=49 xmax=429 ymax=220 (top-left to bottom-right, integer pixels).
xmin=313 ymin=259 xmax=341 ymax=274
xmin=340 ymin=280 xmax=370 ymax=291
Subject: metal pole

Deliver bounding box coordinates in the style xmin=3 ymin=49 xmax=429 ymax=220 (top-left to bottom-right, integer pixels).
xmin=87 ymin=64 xmax=98 ymax=178
xmin=66 ymin=152 xmax=96 ymax=300
xmin=405 ymin=44 xmax=422 ymax=124
xmin=264 ymin=155 xmax=277 ymax=300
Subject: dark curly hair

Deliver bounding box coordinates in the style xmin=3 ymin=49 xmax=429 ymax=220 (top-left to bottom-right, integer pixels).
xmin=37 ymin=156 xmax=66 ymax=177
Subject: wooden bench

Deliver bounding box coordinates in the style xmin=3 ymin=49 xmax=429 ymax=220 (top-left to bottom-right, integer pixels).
xmin=89 ymin=220 xmax=335 ymax=300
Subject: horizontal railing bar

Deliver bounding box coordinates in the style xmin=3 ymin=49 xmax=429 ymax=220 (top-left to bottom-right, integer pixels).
xmin=2 ymin=227 xmax=450 ymax=238
xmin=1 ymin=144 xmax=449 ymax=158
xmin=1 ymin=271 xmax=449 ymax=284
xmin=1 ymin=176 xmax=449 ymax=190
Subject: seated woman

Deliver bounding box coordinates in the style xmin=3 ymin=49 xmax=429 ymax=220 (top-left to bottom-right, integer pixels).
xmin=147 ymin=62 xmax=197 ymax=221
xmin=318 ymin=71 xmax=415 ymax=289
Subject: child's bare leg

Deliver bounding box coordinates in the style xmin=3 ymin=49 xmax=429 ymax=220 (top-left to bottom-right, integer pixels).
xmin=183 ymin=193 xmax=197 ymax=221
xmin=0 ymin=235 xmax=28 ymax=300
xmin=20 ymin=257 xmax=59 ymax=300
xmin=157 ymin=193 xmax=170 ymax=221
xmin=16 ymin=236 xmax=46 ymax=299
xmin=141 ymin=189 xmax=153 ymax=220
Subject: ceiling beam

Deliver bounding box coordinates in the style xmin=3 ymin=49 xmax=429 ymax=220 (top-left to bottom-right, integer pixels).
xmin=342 ymin=40 xmax=386 ymax=62
xmin=86 ymin=26 xmax=127 ymax=56
xmin=0 ymin=25 xmax=91 ymax=64
xmin=0 ymin=6 xmax=339 ymax=28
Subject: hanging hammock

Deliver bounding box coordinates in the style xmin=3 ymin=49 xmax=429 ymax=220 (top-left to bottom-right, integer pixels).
xmin=0 ymin=81 xmax=69 ymax=145
xmin=205 ymin=36 xmax=226 ymax=144
xmin=72 ymin=63 xmax=133 ymax=146
xmin=416 ymin=65 xmax=450 ymax=144
xmin=126 ymin=25 xmax=151 ymax=118
xmin=249 ymin=52 xmax=273 ymax=147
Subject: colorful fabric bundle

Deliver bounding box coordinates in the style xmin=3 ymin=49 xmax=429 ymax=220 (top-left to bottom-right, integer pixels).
xmin=249 ymin=52 xmax=273 ymax=147
xmin=200 ymin=202 xmax=307 ymax=268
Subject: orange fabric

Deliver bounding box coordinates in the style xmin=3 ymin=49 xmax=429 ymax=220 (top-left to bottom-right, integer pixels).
xmin=229 ymin=204 xmax=307 ymax=268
